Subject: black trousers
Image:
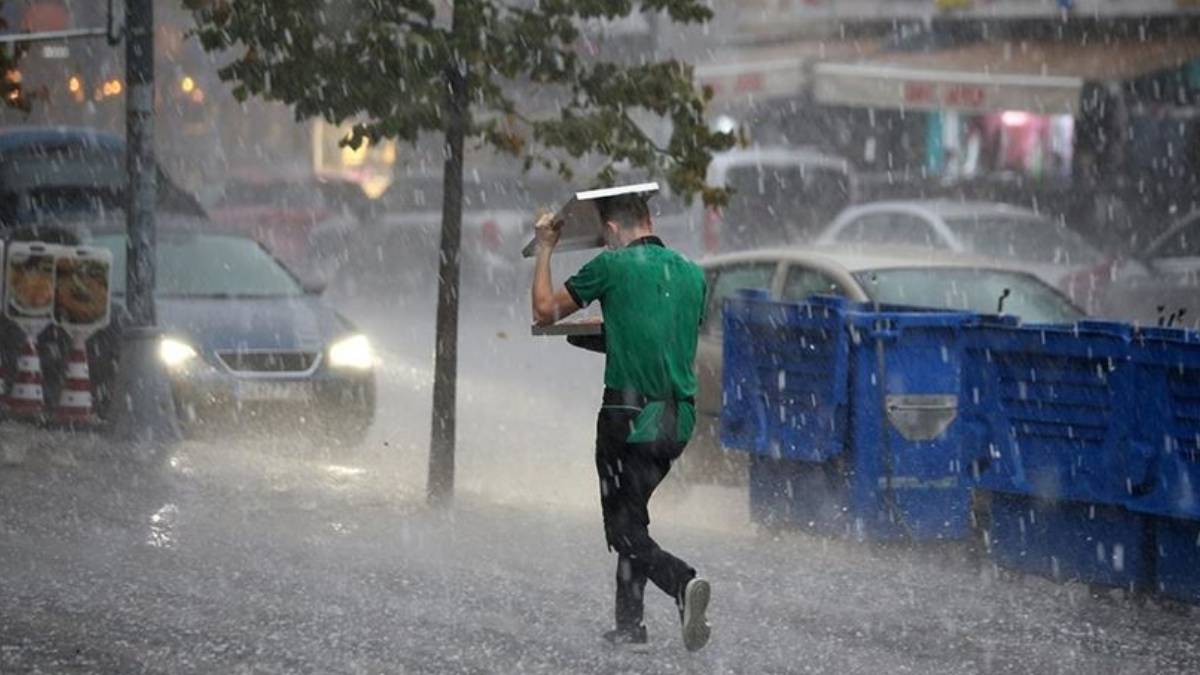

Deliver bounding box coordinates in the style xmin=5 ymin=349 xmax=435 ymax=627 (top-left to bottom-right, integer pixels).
xmin=595 ymin=406 xmax=695 ymax=630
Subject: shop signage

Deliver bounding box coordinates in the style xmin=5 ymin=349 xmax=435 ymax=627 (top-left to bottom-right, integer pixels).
xmin=814 ymin=62 xmax=1083 ymax=115
xmin=695 ymin=58 xmax=808 ymax=104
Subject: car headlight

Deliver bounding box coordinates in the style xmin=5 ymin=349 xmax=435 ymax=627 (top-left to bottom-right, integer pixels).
xmin=159 ymin=337 xmax=199 ymax=369
xmin=328 ymin=334 xmax=373 ymax=370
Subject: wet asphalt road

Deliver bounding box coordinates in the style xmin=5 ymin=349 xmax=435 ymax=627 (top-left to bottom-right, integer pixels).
xmin=2 ymin=291 xmax=1199 ymax=674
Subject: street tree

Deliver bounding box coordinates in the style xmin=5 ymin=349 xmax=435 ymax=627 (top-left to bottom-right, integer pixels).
xmin=185 ymin=0 xmax=734 ymax=505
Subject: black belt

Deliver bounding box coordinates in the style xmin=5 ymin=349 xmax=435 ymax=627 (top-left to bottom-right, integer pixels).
xmin=602 ymin=388 xmax=694 ymax=409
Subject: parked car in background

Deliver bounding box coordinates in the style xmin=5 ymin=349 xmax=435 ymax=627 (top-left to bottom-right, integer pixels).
xmin=1097 ymin=209 xmax=1200 ymax=327
xmin=1142 ymin=209 xmax=1200 ymax=280
xmin=209 ymin=172 xmax=372 ymax=285
xmin=654 ymin=146 xmax=855 ymax=260
xmin=681 ymin=246 xmax=1086 ymax=484
xmin=338 ymin=171 xmax=566 ymax=299
xmin=87 ymin=225 xmax=376 ymax=448
xmin=813 ymin=200 xmax=1128 ymax=313
xmin=0 ymin=126 xmax=206 ymax=229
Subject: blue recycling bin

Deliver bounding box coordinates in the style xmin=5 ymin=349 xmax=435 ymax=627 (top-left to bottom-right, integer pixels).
xmin=721 ymin=292 xmax=850 ymax=463
xmin=725 ymin=294 xmax=1199 ymax=595
xmin=960 ymin=319 xmax=1138 ymax=504
xmin=1151 ymin=516 xmax=1200 ymax=603
xmin=987 ymin=492 xmax=1152 ymax=591
xmin=1125 ymin=327 xmax=1200 ymax=520
xmin=1125 ymin=326 xmax=1200 ymax=603
xmin=961 ymin=319 xmax=1152 ymax=590
xmin=724 ymin=294 xmax=975 ymax=541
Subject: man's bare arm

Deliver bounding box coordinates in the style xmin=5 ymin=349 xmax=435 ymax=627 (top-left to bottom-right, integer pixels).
xmin=531 ymin=212 xmax=581 ymax=326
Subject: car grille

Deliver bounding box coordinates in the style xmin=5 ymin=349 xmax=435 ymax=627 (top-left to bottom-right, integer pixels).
xmin=217 ymin=351 xmax=318 ymax=374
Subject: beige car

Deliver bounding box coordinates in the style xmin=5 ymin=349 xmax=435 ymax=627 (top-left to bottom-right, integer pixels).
xmin=678 ymin=246 xmax=1086 ymax=484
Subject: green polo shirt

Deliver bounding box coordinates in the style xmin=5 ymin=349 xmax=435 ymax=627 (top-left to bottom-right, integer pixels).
xmin=565 ymin=236 xmax=707 ymax=444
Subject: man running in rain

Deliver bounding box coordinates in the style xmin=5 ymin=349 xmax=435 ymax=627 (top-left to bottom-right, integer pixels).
xmin=531 ymin=193 xmax=712 ymax=652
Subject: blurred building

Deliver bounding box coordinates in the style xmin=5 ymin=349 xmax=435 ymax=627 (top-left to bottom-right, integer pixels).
xmin=674 ymin=1 xmax=1200 ymax=244
xmin=0 ymin=1 xmax=121 ymax=129
xmin=4 ymin=0 xmax=1199 ymax=238
xmin=0 ymin=1 xmax=325 ymax=202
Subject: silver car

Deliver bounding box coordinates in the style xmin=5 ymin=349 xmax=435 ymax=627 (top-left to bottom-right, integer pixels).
xmin=813 ymin=200 xmax=1116 ymax=312
xmin=1098 ymin=210 xmax=1200 ymax=327
xmin=1143 ymin=210 xmax=1200 ymax=281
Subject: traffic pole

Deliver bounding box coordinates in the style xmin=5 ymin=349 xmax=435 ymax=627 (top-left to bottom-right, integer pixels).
xmin=125 ymin=0 xmax=155 ymax=326
xmin=107 ymin=0 xmax=182 ymax=453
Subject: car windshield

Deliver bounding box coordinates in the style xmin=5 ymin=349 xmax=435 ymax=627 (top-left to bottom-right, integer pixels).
xmin=91 ymin=233 xmax=304 ymax=298
xmin=943 ymin=215 xmax=1104 ymax=265
xmin=854 ymin=267 xmax=1085 ymax=324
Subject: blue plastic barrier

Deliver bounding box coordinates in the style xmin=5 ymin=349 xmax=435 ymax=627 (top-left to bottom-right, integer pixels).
xmin=1126 ymin=327 xmax=1200 ymax=521
xmin=721 ymin=293 xmax=849 ymax=463
xmin=961 ymin=319 xmax=1154 ymax=590
xmin=722 ymin=292 xmax=1200 ymax=597
xmin=719 ymin=289 xmax=770 ymax=455
xmin=723 ymin=294 xmax=975 ymax=541
xmin=961 ymin=320 xmax=1138 ymax=506
xmin=1124 ymin=327 xmax=1200 ymax=604
xmin=1151 ymin=516 xmax=1200 ymax=603
xmin=987 ymin=492 xmax=1152 ymax=591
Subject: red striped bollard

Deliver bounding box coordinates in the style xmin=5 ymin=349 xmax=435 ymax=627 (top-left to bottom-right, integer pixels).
xmin=7 ymin=334 xmax=44 ymax=419
xmin=0 ymin=349 xmax=9 ymax=402
xmin=54 ymin=336 xmax=94 ymax=426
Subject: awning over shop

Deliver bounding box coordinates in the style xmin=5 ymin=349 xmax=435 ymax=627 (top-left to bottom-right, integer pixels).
xmin=696 ymin=39 xmax=879 ymax=106
xmin=813 ymin=37 xmax=1200 ymax=115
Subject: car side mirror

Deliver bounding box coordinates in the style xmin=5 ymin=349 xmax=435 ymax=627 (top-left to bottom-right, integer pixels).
xmin=302 ymin=279 xmax=327 ymax=296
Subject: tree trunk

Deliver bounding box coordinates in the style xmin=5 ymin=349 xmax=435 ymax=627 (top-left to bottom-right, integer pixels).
xmin=427 ymin=8 xmax=470 ymax=507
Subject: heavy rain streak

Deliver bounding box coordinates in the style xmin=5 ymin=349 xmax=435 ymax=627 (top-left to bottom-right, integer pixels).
xmin=2 ymin=1 xmax=1200 ymax=673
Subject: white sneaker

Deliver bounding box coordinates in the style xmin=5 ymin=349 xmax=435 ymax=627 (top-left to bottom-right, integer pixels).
xmin=680 ymin=577 xmax=711 ymax=652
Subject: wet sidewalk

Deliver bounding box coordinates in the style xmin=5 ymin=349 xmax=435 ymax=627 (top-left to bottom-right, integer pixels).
xmin=2 ymin=436 xmax=1199 ymax=674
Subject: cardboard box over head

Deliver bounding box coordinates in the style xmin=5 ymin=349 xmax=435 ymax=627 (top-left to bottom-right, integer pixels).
xmin=521 ymin=182 xmax=659 ymax=258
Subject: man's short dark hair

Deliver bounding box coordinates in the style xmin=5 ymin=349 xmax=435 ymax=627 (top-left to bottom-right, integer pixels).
xmin=597 ymin=194 xmax=650 ymax=230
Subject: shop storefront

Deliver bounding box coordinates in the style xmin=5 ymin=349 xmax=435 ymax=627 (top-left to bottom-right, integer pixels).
xmin=812 ymin=35 xmax=1200 ymax=185
xmin=694 ymin=38 xmax=880 ymax=146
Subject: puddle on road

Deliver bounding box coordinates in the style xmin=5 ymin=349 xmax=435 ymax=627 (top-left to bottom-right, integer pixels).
xmin=147 ymin=503 xmax=179 ymax=549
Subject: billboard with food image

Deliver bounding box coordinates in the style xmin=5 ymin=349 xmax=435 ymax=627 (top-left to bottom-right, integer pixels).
xmin=6 ymin=242 xmax=57 ymax=323
xmin=54 ymin=247 xmax=112 ymax=332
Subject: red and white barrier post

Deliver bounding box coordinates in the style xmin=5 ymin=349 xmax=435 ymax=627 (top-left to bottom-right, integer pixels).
xmin=53 ymin=335 xmax=94 ymax=425
xmin=7 ymin=333 xmax=45 ymax=419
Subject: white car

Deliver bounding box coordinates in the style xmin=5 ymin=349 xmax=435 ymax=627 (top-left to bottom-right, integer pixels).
xmin=681 ymin=246 xmax=1085 ymax=484
xmin=654 ymin=146 xmax=855 ymax=260
xmin=342 ymin=172 xmax=565 ymax=298
xmin=814 ymin=200 xmax=1119 ymax=312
